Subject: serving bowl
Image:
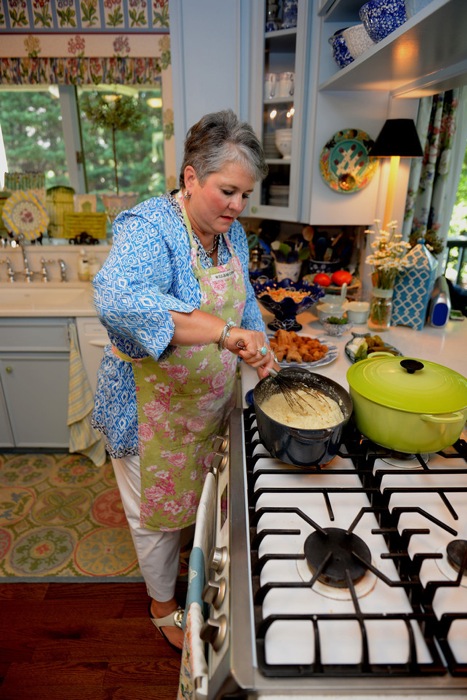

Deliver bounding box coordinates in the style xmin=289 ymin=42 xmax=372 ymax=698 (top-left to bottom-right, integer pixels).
xmin=253 ymin=276 xmax=324 ymax=331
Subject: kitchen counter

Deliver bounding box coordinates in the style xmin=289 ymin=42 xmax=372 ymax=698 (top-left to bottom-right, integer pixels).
xmin=241 ymin=308 xmax=467 ymax=398
xmin=0 ymin=282 xmax=96 ymax=317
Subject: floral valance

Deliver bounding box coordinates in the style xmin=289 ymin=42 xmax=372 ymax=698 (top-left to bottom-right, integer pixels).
xmin=0 ymin=56 xmax=165 ymax=85
xmin=0 ymin=0 xmax=169 ymax=32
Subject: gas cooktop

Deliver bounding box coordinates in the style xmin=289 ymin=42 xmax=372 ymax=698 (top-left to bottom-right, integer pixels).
xmin=242 ymin=408 xmax=467 ymax=680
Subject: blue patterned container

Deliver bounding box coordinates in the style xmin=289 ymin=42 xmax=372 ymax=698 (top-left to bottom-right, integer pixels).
xmin=359 ymin=0 xmax=408 ymax=43
xmin=329 ymin=29 xmax=354 ymax=69
xmin=391 ymin=242 xmax=438 ymax=331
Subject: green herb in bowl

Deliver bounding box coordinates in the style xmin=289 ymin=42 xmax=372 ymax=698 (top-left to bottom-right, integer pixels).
xmin=327 ymin=316 xmax=348 ymax=325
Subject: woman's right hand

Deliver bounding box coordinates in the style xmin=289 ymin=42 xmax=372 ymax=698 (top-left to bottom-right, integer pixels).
xmin=224 ymin=327 xmax=275 ymax=372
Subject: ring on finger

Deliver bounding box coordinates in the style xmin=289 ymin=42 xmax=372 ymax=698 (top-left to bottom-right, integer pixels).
xmin=259 ymin=345 xmax=268 ymax=357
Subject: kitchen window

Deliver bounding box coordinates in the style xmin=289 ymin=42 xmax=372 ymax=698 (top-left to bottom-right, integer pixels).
xmin=0 ymin=84 xmax=165 ymax=202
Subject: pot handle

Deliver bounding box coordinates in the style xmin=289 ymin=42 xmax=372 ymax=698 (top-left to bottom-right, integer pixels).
xmin=420 ymin=412 xmax=464 ymax=424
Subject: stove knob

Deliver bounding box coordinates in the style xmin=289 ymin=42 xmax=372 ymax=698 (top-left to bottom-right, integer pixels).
xmin=202 ymin=577 xmax=226 ymax=609
xmin=200 ymin=614 xmax=228 ymax=652
xmin=210 ymin=546 xmax=228 ymax=573
xmin=212 ymin=435 xmax=229 ymax=452
xmin=211 ymin=452 xmax=228 ymax=474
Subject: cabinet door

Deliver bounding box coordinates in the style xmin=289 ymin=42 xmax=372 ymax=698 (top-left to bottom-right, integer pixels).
xmin=0 ymin=377 xmax=14 ymax=448
xmin=247 ymin=0 xmax=312 ymax=222
xmin=0 ymin=353 xmax=70 ymax=449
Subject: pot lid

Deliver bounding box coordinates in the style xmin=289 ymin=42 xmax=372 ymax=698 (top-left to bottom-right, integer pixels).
xmin=347 ymin=355 xmax=467 ymax=413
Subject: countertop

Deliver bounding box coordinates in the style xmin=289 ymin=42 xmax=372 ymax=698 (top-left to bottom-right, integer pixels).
xmin=241 ymin=308 xmax=467 ymax=399
xmin=0 ymin=282 xmax=96 ymax=317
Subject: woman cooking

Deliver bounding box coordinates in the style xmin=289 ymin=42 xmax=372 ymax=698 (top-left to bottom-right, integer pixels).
xmin=91 ymin=109 xmax=276 ymax=652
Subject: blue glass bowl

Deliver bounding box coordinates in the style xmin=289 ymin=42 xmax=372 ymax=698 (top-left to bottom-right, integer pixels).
xmin=253 ymin=277 xmax=325 ymax=331
xmin=359 ymin=0 xmax=407 ymax=43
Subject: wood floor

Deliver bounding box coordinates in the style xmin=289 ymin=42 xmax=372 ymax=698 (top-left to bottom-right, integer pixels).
xmin=0 ymin=580 xmax=187 ymax=700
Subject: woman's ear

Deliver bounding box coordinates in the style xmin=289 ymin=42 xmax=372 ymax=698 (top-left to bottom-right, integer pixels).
xmin=184 ymin=165 xmax=197 ymax=191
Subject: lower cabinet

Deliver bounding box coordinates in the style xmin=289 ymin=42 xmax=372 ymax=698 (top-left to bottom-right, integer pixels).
xmin=0 ymin=318 xmax=71 ymax=449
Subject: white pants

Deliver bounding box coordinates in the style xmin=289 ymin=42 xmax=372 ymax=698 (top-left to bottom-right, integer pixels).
xmin=111 ymin=455 xmax=181 ymax=602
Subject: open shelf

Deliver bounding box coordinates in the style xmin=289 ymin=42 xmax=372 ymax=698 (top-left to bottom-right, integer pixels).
xmin=318 ymin=0 xmax=467 ymax=98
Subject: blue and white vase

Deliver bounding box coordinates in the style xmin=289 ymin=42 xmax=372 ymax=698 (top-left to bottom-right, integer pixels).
xmin=328 ymin=29 xmax=354 ymax=69
xmin=359 ymin=0 xmax=408 ymax=43
xmin=282 ymin=0 xmax=298 ymax=29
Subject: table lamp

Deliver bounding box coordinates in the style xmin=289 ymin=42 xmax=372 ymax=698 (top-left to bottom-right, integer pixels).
xmin=370 ymin=118 xmax=423 ymax=229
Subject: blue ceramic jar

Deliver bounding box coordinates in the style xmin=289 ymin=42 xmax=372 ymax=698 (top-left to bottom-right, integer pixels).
xmin=328 ymin=29 xmax=354 ymax=69
xmin=359 ymin=0 xmax=408 ymax=43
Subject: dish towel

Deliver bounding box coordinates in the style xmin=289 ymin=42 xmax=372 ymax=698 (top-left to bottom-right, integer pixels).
xmin=67 ymin=322 xmax=106 ymax=467
xmin=177 ymin=472 xmax=216 ymax=699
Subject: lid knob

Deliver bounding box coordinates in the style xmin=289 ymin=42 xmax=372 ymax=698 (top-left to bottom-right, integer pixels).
xmin=400 ymin=359 xmax=424 ymax=374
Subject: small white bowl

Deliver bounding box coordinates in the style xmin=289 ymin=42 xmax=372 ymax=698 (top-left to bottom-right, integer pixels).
xmin=346 ymin=301 xmax=370 ymax=324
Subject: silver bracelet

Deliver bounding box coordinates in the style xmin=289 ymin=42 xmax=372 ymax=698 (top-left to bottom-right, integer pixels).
xmin=217 ymin=320 xmax=236 ymax=351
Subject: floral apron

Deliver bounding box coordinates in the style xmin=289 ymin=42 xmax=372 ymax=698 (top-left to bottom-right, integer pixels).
xmin=113 ymin=213 xmax=246 ymax=531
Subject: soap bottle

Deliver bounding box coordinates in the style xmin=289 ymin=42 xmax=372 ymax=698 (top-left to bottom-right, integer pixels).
xmin=78 ymin=248 xmax=90 ymax=281
xmin=88 ymin=254 xmax=101 ymax=280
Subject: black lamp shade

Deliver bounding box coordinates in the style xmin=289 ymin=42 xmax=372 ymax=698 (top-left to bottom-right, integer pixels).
xmin=370 ymin=119 xmax=423 ymax=158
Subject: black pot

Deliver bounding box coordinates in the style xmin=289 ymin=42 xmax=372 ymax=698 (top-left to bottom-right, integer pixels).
xmin=253 ymin=369 xmax=353 ymax=466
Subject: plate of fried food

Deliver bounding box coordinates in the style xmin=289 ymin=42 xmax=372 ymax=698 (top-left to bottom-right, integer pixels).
xmin=268 ymin=329 xmax=338 ymax=369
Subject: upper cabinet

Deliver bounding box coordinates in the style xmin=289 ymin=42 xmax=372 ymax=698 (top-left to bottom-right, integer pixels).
xmin=318 ymin=0 xmax=467 ymax=98
xmin=247 ymin=0 xmax=313 ymax=222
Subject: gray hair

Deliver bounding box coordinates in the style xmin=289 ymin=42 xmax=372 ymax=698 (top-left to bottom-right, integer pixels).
xmin=179 ymin=109 xmax=268 ymax=188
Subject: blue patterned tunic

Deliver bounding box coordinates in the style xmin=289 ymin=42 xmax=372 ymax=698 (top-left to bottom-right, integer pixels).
xmin=91 ymin=192 xmax=266 ymax=457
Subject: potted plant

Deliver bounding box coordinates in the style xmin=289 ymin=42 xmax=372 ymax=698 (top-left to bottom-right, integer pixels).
xmin=81 ymin=92 xmax=143 ymax=220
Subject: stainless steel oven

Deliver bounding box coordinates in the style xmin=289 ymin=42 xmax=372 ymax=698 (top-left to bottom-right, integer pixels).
xmin=191 ymin=407 xmax=467 ymax=699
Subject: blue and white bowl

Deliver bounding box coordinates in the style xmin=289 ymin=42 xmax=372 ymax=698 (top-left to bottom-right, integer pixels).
xmin=253 ymin=276 xmax=324 ymax=331
xmin=359 ymin=0 xmax=407 ymax=43
xmin=328 ymin=29 xmax=354 ymax=69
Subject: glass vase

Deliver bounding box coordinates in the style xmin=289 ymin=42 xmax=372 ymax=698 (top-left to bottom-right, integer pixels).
xmin=368 ymin=287 xmax=393 ymax=331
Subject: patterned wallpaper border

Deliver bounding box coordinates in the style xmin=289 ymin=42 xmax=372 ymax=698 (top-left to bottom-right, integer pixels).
xmin=0 ymin=0 xmax=169 ymax=33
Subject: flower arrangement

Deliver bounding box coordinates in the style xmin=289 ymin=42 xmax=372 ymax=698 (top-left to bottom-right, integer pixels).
xmin=365 ymin=220 xmax=411 ymax=289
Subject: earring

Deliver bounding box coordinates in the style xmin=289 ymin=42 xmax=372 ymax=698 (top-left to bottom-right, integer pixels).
xmin=184 ymin=191 xmax=191 ymax=200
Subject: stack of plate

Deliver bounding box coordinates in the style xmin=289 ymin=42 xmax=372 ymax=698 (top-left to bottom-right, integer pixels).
xmin=263 ymin=132 xmax=280 ymax=159
xmin=269 ymin=184 xmax=289 ymax=207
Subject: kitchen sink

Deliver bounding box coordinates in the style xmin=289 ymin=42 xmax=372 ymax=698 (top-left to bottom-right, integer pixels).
xmin=0 ymin=284 xmax=96 ymax=316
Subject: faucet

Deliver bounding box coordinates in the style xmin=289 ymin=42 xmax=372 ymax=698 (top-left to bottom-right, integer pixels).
xmin=58 ymin=258 xmax=67 ymax=282
xmin=16 ymin=234 xmax=36 ymax=283
xmin=40 ymin=257 xmax=56 ymax=283
xmin=0 ymin=257 xmax=16 ymax=282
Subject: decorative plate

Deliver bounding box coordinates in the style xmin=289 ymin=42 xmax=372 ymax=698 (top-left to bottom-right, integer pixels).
xmin=319 ymin=128 xmax=377 ymax=194
xmin=2 ymin=190 xmax=49 ymax=241
xmin=345 ymin=333 xmax=402 ymax=363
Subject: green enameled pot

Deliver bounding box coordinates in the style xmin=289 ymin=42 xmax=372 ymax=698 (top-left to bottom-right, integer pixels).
xmin=346 ymin=354 xmax=467 ymax=454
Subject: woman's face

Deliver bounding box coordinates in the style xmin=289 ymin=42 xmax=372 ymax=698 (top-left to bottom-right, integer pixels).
xmin=185 ymin=161 xmax=255 ymax=237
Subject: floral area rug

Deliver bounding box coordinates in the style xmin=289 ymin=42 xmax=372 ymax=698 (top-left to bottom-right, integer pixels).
xmin=0 ymin=452 xmax=143 ymax=581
